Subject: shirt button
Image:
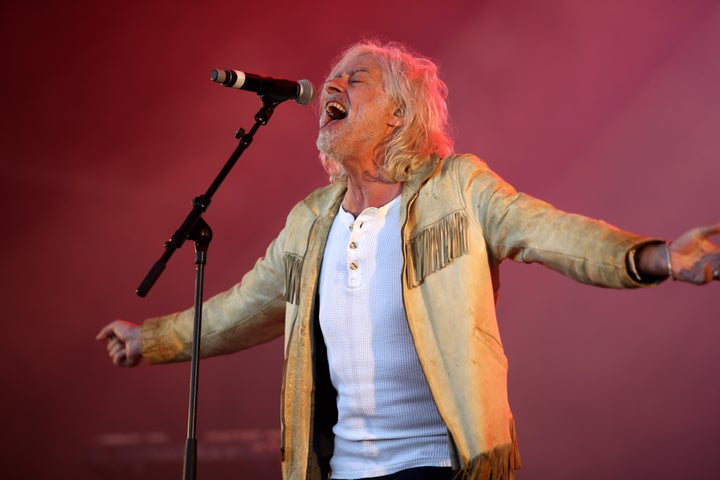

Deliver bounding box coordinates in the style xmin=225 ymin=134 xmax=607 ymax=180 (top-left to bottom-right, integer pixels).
xmin=349 ymin=241 xmax=357 ymax=249
xmin=349 ymin=261 xmax=358 ymax=270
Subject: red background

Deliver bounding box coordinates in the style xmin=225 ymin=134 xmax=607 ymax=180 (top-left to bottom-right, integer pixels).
xmin=2 ymin=1 xmax=719 ymax=479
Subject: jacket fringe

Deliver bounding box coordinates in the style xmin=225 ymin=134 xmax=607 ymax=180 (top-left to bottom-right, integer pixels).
xmin=407 ymin=210 xmax=469 ymax=287
xmin=284 ymin=253 xmax=303 ymax=305
xmin=453 ymin=419 xmax=521 ymax=480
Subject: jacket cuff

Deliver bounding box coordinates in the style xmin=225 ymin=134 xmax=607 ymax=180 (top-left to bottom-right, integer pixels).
xmin=140 ymin=314 xmax=188 ymax=364
xmin=626 ymin=239 xmax=668 ymax=286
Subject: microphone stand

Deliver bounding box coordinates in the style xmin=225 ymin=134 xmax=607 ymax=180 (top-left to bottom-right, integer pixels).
xmin=136 ymin=95 xmax=282 ymax=480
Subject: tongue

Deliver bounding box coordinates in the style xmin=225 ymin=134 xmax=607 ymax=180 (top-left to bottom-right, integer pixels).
xmin=328 ymin=106 xmax=346 ymax=120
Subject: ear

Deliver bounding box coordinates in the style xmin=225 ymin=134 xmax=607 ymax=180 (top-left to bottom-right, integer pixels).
xmin=388 ymin=108 xmax=405 ymax=127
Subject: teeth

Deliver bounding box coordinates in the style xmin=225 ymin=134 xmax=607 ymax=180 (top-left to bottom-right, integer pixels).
xmin=326 ymin=101 xmax=347 ymax=120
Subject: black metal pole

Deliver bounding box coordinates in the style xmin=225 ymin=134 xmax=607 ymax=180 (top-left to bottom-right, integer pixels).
xmin=133 ymin=94 xmax=283 ymax=480
xmin=182 ymin=217 xmax=212 ymax=480
xmin=136 ymin=96 xmax=280 ymax=298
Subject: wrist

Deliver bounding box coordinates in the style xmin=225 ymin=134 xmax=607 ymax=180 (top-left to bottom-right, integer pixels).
xmin=664 ymin=240 xmax=674 ymax=280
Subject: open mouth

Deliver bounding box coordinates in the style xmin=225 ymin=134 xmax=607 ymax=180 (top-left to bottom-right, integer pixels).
xmin=325 ymin=101 xmax=348 ymax=121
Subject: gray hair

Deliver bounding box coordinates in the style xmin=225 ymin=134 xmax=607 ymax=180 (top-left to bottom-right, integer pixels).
xmin=320 ymin=39 xmax=454 ymax=182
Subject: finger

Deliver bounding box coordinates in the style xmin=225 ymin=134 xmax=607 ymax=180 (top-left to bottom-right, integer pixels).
xmin=108 ymin=340 xmax=125 ymax=357
xmin=704 ymin=262 xmax=713 ymax=283
xmin=108 ymin=341 xmax=125 ymax=358
xmin=112 ymin=351 xmax=128 ymax=367
xmin=95 ymin=324 xmax=114 ymax=341
xmin=108 ymin=338 xmax=126 ymax=357
xmin=696 ymin=223 xmax=720 ymax=238
xmin=677 ymin=267 xmax=706 ymax=285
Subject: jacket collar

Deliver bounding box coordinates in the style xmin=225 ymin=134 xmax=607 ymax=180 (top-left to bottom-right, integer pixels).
xmin=400 ymin=154 xmax=441 ymax=229
xmin=303 ymin=154 xmax=442 ymax=221
xmin=401 ymin=155 xmax=441 ymax=201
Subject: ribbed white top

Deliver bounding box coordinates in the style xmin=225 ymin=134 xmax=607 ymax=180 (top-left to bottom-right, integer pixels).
xmin=319 ymin=196 xmax=451 ymax=479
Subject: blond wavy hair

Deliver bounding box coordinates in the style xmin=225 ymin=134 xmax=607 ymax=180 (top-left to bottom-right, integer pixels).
xmin=319 ymin=39 xmax=454 ymax=183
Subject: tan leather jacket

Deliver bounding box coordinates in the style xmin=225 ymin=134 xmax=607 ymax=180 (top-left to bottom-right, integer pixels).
xmin=141 ymin=154 xmax=654 ymax=480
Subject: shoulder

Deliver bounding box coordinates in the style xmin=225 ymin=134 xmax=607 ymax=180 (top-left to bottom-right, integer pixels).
xmin=439 ymin=153 xmax=492 ymax=175
xmin=287 ymin=181 xmax=346 ymax=218
xmin=421 ymin=154 xmax=518 ymax=206
xmin=421 ymin=154 xmax=498 ymax=189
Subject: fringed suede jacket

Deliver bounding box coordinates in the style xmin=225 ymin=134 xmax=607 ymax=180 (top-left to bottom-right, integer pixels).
xmin=140 ymin=154 xmax=656 ymax=480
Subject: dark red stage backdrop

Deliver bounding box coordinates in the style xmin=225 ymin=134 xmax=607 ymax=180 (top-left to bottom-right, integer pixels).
xmin=1 ymin=1 xmax=718 ymax=479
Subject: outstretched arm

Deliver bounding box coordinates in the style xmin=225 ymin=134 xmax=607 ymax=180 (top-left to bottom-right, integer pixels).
xmin=636 ymin=223 xmax=720 ymax=284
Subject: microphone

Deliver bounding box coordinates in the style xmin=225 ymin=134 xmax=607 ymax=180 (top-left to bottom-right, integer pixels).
xmin=210 ymin=69 xmax=315 ymax=105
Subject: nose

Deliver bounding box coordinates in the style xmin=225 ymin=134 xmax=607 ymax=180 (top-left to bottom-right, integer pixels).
xmin=324 ymin=76 xmax=345 ymax=94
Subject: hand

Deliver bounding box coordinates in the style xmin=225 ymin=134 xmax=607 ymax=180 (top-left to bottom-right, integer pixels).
xmin=96 ymin=320 xmax=143 ymax=367
xmin=669 ymin=223 xmax=720 ymax=284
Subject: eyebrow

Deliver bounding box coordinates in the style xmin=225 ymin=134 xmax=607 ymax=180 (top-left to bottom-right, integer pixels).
xmin=348 ymin=67 xmax=370 ymax=75
xmin=327 ymin=66 xmax=371 ymax=81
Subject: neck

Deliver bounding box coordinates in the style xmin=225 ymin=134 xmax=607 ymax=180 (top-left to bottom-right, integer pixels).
xmin=342 ymin=162 xmax=402 ymax=216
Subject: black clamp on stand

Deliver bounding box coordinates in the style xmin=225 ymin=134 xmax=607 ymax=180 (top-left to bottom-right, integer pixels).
xmin=136 ymin=95 xmax=281 ymax=480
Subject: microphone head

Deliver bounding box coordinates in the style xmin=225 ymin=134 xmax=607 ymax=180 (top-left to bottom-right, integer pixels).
xmin=296 ymin=79 xmax=315 ymax=105
xmin=210 ymin=69 xmax=226 ymax=83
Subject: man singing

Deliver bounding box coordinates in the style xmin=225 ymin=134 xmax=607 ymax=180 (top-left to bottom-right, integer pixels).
xmin=98 ymin=39 xmax=720 ymax=480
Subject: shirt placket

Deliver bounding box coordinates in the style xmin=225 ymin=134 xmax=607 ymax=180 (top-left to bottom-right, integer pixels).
xmin=347 ymin=211 xmax=375 ymax=288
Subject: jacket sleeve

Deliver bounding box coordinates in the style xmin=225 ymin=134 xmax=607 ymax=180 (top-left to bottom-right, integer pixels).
xmin=458 ymin=155 xmax=661 ymax=288
xmin=140 ymin=227 xmax=288 ymax=364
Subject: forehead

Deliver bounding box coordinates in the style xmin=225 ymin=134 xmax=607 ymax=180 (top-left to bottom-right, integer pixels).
xmin=329 ymin=52 xmax=383 ymax=78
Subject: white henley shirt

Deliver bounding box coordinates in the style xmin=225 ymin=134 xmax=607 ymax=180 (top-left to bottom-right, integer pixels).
xmin=319 ymin=196 xmax=451 ymax=479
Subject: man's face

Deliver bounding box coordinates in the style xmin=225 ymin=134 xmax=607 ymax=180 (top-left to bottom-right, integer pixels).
xmin=316 ymin=53 xmax=400 ymax=166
